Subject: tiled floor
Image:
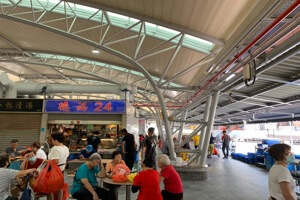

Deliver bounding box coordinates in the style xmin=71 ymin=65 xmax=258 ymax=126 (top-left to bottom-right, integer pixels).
xmin=62 ymin=157 xmax=269 ymax=200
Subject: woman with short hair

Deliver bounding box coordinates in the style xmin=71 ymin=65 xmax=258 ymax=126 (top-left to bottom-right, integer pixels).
xmin=268 ymin=144 xmax=297 ymax=200
xmin=157 ymin=154 xmax=183 ymax=200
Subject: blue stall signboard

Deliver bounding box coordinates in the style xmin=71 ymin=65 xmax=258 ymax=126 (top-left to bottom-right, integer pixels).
xmin=45 ymin=100 xmax=126 ymax=113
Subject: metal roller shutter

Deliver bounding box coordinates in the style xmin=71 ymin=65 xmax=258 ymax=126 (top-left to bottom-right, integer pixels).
xmin=0 ymin=113 xmax=41 ymax=152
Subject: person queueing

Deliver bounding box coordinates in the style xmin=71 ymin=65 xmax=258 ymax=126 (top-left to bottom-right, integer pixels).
xmin=71 ymin=153 xmax=110 ymax=200
xmin=105 ymin=150 xmax=127 ymax=200
xmin=47 ymin=133 xmax=69 ymax=200
xmin=5 ymin=139 xmax=26 ymax=157
xmin=121 ymin=129 xmax=136 ymax=171
xmin=143 ymin=127 xmax=157 ymax=163
xmin=208 ymin=135 xmax=216 ymax=159
xmin=79 ymin=145 xmax=96 ymax=159
xmin=132 ymin=159 xmax=163 ymax=200
xmin=87 ymin=131 xmax=101 ymax=151
xmin=268 ymin=144 xmax=297 ymax=200
xmin=0 ymin=154 xmax=38 ymax=200
xmin=192 ymin=134 xmax=200 ymax=149
xmin=221 ymin=130 xmax=230 ymax=159
xmin=157 ymin=154 xmax=183 ymax=200
xmin=31 ymin=142 xmax=47 ymax=160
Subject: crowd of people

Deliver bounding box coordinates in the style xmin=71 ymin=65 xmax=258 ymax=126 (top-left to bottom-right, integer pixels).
xmin=0 ymin=127 xmax=184 ymax=200
xmin=0 ymin=133 xmax=70 ymax=200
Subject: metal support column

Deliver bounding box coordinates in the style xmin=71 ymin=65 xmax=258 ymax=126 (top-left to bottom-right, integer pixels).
xmin=196 ymin=95 xmax=212 ymax=163
xmin=178 ymin=111 xmax=187 ymax=144
xmin=155 ymin=108 xmax=165 ymax=142
xmin=199 ymin=91 xmax=220 ymax=166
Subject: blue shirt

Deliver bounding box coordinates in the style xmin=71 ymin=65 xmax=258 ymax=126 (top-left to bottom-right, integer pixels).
xmin=79 ymin=149 xmax=96 ymax=158
xmin=71 ymin=163 xmax=100 ymax=195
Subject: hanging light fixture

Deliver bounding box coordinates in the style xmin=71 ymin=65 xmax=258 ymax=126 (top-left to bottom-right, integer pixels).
xmin=92 ymin=48 xmax=100 ymax=54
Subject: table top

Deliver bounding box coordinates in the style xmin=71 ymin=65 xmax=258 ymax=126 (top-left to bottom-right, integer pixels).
xmin=101 ymin=177 xmax=133 ymax=186
xmin=68 ymin=159 xmax=112 ymax=164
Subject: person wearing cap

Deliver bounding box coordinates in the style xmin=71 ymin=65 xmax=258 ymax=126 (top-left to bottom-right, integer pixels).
xmin=79 ymin=145 xmax=96 ymax=159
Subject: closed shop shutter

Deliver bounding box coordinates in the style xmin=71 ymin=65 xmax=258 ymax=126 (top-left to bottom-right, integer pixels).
xmin=0 ymin=113 xmax=41 ymax=152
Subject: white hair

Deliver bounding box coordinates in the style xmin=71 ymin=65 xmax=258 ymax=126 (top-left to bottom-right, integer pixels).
xmin=89 ymin=153 xmax=101 ymax=161
xmin=157 ymin=154 xmax=170 ymax=166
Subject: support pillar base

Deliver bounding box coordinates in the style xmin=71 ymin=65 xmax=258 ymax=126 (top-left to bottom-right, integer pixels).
xmin=174 ymin=164 xmax=211 ymax=181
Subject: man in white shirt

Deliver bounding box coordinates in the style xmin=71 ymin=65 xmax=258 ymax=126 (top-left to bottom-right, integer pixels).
xmin=31 ymin=142 xmax=47 ymax=160
xmin=47 ymin=133 xmax=69 ymax=200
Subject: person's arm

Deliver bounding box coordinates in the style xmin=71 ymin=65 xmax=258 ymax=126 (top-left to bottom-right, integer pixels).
xmin=48 ymin=147 xmax=60 ymax=164
xmin=159 ymin=175 xmax=165 ymax=182
xmin=81 ymin=178 xmax=99 ymax=200
xmin=20 ymin=157 xmax=28 ymax=170
xmin=122 ymin=141 xmax=126 ymax=154
xmin=131 ymin=185 xmax=140 ymax=193
xmin=280 ymin=182 xmax=296 ymax=200
xmin=96 ymin=163 xmax=106 ymax=178
xmin=15 ymin=168 xmax=37 ymax=179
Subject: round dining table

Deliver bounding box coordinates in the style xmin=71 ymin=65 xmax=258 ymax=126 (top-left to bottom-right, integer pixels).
xmin=101 ymin=177 xmax=133 ymax=200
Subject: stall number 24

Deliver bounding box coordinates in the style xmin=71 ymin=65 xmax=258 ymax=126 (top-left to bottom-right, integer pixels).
xmin=94 ymin=102 xmax=112 ymax=112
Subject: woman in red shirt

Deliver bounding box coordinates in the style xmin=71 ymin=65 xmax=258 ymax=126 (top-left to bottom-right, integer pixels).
xmin=132 ymin=159 xmax=163 ymax=200
xmin=157 ymin=154 xmax=183 ymax=200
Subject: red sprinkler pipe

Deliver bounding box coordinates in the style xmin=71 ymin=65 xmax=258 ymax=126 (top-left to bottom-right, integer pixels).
xmin=182 ymin=0 xmax=300 ymax=107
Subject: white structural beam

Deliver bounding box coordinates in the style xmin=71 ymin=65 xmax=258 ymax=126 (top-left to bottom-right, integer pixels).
xmin=63 ymin=0 xmax=225 ymax=46
xmin=0 ymin=12 xmax=177 ymax=160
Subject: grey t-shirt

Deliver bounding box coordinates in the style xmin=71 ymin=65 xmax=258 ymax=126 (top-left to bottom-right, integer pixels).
xmin=5 ymin=147 xmax=25 ymax=157
xmin=0 ymin=168 xmax=18 ymax=199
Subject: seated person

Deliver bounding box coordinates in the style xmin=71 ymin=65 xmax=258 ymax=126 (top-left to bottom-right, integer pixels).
xmin=20 ymin=151 xmax=43 ymax=170
xmin=157 ymin=154 xmax=183 ymax=200
xmin=132 ymin=159 xmax=163 ymax=200
xmin=106 ymin=150 xmax=126 ymax=177
xmin=105 ymin=150 xmax=126 ymax=200
xmin=5 ymin=140 xmax=26 ymax=157
xmin=71 ymin=153 xmax=109 ymax=200
xmin=31 ymin=142 xmax=47 ymax=160
xmin=79 ymin=145 xmax=96 ymax=159
xmin=0 ymin=154 xmax=38 ymax=200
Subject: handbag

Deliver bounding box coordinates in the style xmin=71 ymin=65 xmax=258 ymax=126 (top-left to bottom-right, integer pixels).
xmin=20 ymin=175 xmax=35 ymax=200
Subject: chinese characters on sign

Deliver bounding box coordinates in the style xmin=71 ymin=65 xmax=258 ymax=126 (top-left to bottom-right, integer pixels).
xmin=45 ymin=100 xmax=126 ymax=113
xmin=0 ymin=99 xmax=43 ymax=112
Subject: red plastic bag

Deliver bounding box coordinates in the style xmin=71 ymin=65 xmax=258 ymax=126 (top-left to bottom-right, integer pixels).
xmin=112 ymin=174 xmax=128 ymax=183
xmin=113 ymin=164 xmax=131 ymax=176
xmin=34 ymin=160 xmax=64 ymax=193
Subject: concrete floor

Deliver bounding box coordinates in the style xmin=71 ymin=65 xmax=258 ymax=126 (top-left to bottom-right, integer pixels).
xmin=62 ymin=157 xmax=269 ymax=200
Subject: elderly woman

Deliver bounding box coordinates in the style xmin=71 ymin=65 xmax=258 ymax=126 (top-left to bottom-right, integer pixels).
xmin=71 ymin=153 xmax=109 ymax=200
xmin=268 ymin=144 xmax=297 ymax=200
xmin=157 ymin=154 xmax=183 ymax=200
xmin=105 ymin=150 xmax=127 ymax=200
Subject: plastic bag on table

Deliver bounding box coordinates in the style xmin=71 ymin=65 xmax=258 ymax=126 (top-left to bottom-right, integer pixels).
xmin=33 ymin=160 xmax=64 ymax=194
xmin=112 ymin=174 xmax=128 ymax=183
xmin=112 ymin=164 xmax=131 ymax=176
